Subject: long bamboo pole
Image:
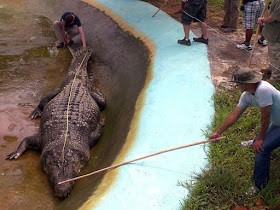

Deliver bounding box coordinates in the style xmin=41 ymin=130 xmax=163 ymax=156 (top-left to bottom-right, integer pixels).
xmin=152 ymin=0 xmax=168 ymax=17
xmin=247 ymin=0 xmax=269 ymax=67
xmin=58 ymin=136 xmax=226 ymax=184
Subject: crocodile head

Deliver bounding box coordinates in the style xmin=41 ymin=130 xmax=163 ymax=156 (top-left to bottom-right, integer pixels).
xmin=41 ymin=148 xmax=89 ymax=198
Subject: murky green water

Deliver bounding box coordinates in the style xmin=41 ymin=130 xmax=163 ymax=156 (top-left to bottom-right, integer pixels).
xmin=0 ymin=0 xmax=72 ymax=208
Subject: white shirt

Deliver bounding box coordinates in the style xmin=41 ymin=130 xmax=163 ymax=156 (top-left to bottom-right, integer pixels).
xmin=238 ymin=81 xmax=280 ymax=126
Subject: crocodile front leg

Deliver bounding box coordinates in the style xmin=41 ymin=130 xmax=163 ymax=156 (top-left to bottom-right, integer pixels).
xmin=6 ymin=136 xmax=41 ymax=160
xmin=29 ymin=89 xmax=61 ymax=119
xmin=91 ymin=90 xmax=106 ymax=111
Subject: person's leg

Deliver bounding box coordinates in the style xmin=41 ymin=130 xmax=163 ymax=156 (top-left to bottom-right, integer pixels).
xmin=53 ymin=21 xmax=64 ymax=43
xmin=222 ymin=0 xmax=231 ymax=27
xmin=236 ymin=2 xmax=254 ymax=50
xmin=244 ymin=1 xmax=257 ymax=44
xmin=183 ymin=24 xmax=191 ymax=40
xmin=228 ymin=0 xmax=239 ymax=29
xmin=259 ymin=25 xmax=264 ymax=38
xmin=178 ymin=24 xmax=191 ymax=46
xmin=65 ymin=25 xmax=79 ymax=39
xmin=254 ymin=124 xmax=280 ymax=189
xmin=256 ymin=2 xmax=267 ymax=46
xmin=223 ymin=0 xmax=238 ymax=32
xmin=199 ymin=21 xmax=208 ymax=39
xmin=193 ymin=0 xmax=208 ymax=44
xmin=245 ymin=0 xmax=261 ymax=44
xmin=254 ymin=151 xmax=270 ymax=189
xmin=268 ymin=41 xmax=280 ymax=81
xmin=245 ymin=29 xmax=253 ymax=44
xmin=178 ymin=1 xmax=193 ymax=46
xmin=258 ymin=25 xmax=267 ymax=46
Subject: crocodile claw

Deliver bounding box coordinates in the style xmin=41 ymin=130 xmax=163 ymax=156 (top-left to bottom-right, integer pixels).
xmin=100 ymin=118 xmax=106 ymax=127
xmin=29 ymin=107 xmax=42 ymax=119
xmin=6 ymin=151 xmax=20 ymax=160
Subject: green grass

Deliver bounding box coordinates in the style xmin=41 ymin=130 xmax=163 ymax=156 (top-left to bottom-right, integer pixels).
xmin=178 ymin=0 xmax=280 ymax=207
xmin=208 ymin=0 xmax=224 ymax=8
xmin=180 ymin=84 xmax=280 ymax=209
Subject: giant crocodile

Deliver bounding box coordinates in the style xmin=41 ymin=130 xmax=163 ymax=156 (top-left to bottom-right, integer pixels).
xmin=6 ymin=46 xmax=106 ymax=198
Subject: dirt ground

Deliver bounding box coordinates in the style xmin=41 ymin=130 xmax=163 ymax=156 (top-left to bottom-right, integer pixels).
xmin=143 ymin=0 xmax=270 ymax=89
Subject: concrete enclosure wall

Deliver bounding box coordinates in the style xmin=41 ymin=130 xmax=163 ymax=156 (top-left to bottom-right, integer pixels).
xmin=47 ymin=0 xmax=150 ymax=209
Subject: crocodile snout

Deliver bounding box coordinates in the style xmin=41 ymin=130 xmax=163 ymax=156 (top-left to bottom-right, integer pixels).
xmin=54 ymin=181 xmax=74 ymax=198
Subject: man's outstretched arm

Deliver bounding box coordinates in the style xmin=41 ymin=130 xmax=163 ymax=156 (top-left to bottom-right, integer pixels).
xmin=210 ymin=106 xmax=246 ymax=139
xmin=78 ymin=26 xmax=86 ymax=48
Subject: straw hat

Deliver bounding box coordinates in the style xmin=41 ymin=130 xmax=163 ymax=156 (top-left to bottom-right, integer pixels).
xmin=230 ymin=67 xmax=262 ymax=83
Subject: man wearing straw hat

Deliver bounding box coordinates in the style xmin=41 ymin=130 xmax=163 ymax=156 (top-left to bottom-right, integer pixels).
xmin=210 ymin=67 xmax=280 ymax=190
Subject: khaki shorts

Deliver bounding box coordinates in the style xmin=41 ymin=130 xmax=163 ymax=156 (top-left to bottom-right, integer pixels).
xmin=268 ymin=41 xmax=280 ymax=68
xmin=268 ymin=41 xmax=280 ymax=80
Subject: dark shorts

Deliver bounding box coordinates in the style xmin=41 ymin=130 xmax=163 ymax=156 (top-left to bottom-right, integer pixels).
xmin=181 ymin=0 xmax=207 ymax=24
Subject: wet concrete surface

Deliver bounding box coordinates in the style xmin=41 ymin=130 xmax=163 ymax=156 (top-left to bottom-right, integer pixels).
xmin=0 ymin=1 xmax=72 ymax=208
xmin=1 ymin=0 xmax=149 ymax=209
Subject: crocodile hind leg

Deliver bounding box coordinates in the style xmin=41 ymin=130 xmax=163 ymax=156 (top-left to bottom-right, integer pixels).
xmin=89 ymin=122 xmax=105 ymax=148
xmin=91 ymin=90 xmax=106 ymax=111
xmin=6 ymin=136 xmax=42 ymax=160
xmin=29 ymin=89 xmax=61 ymax=119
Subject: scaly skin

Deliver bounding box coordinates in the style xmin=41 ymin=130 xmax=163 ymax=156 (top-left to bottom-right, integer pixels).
xmin=6 ymin=46 xmax=106 ymax=198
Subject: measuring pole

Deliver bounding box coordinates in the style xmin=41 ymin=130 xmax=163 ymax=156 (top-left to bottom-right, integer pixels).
xmin=152 ymin=0 xmax=168 ymax=17
xmin=59 ymin=136 xmax=226 ymax=184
